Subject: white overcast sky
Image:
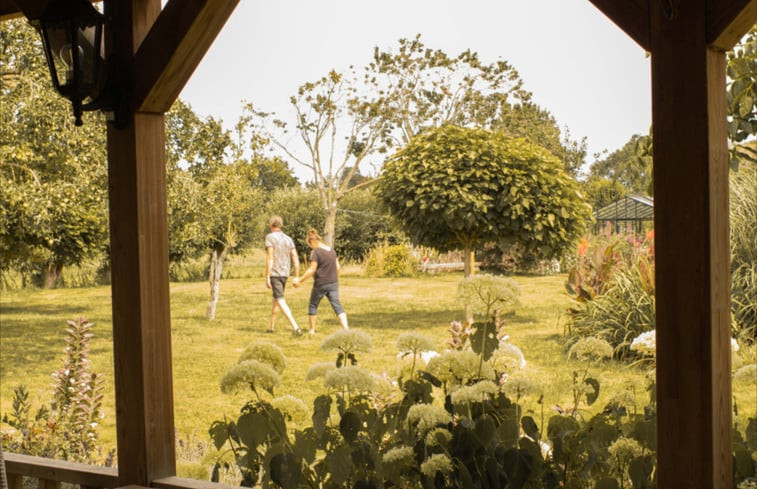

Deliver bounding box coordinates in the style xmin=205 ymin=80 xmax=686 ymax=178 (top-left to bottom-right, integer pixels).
xmin=179 ymin=0 xmax=652 ymax=178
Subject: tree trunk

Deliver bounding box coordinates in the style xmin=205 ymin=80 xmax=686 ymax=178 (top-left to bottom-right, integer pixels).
xmin=44 ymin=263 xmax=63 ymax=289
xmin=463 ymin=242 xmax=475 ymax=324
xmin=206 ymin=246 xmax=230 ymax=320
xmin=323 ymin=204 xmax=337 ymax=247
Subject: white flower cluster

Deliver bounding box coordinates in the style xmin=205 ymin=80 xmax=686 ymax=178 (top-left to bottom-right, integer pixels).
xmin=630 ymin=330 xmax=740 ymax=355
xmin=630 ymin=330 xmax=656 ymax=356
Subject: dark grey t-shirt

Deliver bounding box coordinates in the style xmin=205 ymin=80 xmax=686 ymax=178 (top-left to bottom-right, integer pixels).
xmin=311 ymin=247 xmax=338 ymax=288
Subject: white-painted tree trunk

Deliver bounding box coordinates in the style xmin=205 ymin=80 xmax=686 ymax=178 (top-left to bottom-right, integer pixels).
xmin=206 ymin=246 xmax=231 ymax=320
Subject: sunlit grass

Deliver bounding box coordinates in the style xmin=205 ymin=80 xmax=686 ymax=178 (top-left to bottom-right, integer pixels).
xmin=1 ymin=265 xmax=754 ymax=465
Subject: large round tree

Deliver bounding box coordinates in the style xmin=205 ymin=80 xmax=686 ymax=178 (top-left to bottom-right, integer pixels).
xmin=377 ymin=125 xmax=591 ymax=276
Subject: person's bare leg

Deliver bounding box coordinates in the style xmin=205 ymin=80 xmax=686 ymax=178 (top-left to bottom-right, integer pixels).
xmin=338 ymin=312 xmax=349 ymax=330
xmin=276 ymin=298 xmax=300 ymax=331
xmin=268 ymin=299 xmax=279 ymax=331
xmin=308 ymin=315 xmax=317 ymax=334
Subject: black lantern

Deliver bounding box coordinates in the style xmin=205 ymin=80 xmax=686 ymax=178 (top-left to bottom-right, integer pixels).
xmin=31 ymin=0 xmax=108 ymax=126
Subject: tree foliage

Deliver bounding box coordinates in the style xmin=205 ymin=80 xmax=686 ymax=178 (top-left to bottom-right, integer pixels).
xmin=369 ymin=35 xmax=587 ymax=174
xmin=377 ymin=125 xmax=591 ymax=261
xmin=0 ymin=20 xmax=108 ymax=287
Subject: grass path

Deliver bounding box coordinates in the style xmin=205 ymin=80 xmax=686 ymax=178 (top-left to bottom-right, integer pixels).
xmin=2 ymin=270 xmax=754 ymax=465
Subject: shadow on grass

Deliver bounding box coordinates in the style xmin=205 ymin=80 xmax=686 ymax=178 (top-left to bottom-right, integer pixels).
xmin=0 ymin=303 xmax=89 ymax=316
xmin=350 ymin=308 xmax=461 ymax=330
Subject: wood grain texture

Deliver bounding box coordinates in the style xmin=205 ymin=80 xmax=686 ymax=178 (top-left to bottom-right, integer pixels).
xmin=4 ymin=0 xmax=47 ymax=19
xmin=133 ymin=0 xmax=239 ymax=113
xmin=708 ymin=0 xmax=757 ymax=50
xmin=587 ymin=0 xmax=651 ymax=50
xmin=153 ymin=476 xmax=244 ymax=489
xmin=650 ymin=0 xmax=732 ymax=487
xmin=107 ymin=111 xmax=175 ymax=486
xmin=0 ymin=0 xmax=23 ymax=21
xmin=3 ymin=453 xmax=118 ymax=488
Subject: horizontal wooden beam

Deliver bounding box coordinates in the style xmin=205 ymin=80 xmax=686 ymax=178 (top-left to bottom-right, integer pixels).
xmin=132 ymin=0 xmax=239 ymax=113
xmin=708 ymin=0 xmax=757 ymax=50
xmin=1 ymin=0 xmax=103 ymax=22
xmin=3 ymin=0 xmax=47 ymax=20
xmin=153 ymin=476 xmax=244 ymax=489
xmin=3 ymin=452 xmax=119 ymax=487
xmin=0 ymin=0 xmax=23 ymax=21
xmin=587 ymin=0 xmax=651 ymax=50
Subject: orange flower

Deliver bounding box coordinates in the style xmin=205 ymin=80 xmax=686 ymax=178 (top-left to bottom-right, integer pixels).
xmin=577 ymin=238 xmax=589 ymax=257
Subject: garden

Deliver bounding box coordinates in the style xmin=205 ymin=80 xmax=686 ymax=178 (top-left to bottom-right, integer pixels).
xmin=2 ymin=17 xmax=756 ymax=489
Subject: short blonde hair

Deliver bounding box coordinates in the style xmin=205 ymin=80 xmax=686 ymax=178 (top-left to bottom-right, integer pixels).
xmin=269 ymin=215 xmax=283 ymax=228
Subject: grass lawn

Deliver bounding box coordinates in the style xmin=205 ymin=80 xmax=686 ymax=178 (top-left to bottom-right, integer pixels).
xmin=2 ymin=261 xmax=755 ymax=471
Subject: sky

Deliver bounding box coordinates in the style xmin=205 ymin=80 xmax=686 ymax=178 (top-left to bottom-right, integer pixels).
xmin=179 ymin=0 xmax=652 ymax=179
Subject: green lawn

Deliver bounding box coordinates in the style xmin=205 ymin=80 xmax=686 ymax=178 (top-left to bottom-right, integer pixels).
xmin=1 ymin=264 xmax=755 ymax=470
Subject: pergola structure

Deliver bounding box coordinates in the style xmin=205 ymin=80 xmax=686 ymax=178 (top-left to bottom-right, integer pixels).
xmin=1 ymin=1 xmax=755 ymax=488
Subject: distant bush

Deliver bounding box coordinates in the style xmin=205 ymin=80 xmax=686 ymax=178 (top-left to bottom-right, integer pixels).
xmin=565 ymin=230 xmax=655 ymax=359
xmin=364 ymin=242 xmax=416 ymax=277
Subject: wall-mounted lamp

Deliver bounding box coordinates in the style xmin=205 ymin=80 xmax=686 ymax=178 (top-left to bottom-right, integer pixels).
xmin=31 ymin=0 xmax=124 ymax=127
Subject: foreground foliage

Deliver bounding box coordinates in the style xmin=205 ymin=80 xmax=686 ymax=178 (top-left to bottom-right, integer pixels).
xmin=1 ymin=318 xmax=109 ymax=464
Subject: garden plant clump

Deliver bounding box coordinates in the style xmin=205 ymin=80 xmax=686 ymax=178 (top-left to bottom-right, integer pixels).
xmin=200 ymin=274 xmax=757 ymax=489
xmin=0 ymin=318 xmax=111 ymax=465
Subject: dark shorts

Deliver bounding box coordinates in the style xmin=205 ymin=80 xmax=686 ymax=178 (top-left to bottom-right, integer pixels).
xmin=308 ymin=282 xmax=345 ymax=316
xmin=270 ymin=276 xmax=288 ymax=299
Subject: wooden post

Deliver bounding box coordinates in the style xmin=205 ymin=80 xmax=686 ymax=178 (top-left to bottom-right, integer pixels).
xmin=650 ymin=1 xmax=732 ymax=487
xmin=106 ymin=0 xmax=175 ymax=485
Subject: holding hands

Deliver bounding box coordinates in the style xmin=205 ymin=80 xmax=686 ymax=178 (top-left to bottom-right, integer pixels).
xmin=292 ymin=276 xmax=301 ymax=287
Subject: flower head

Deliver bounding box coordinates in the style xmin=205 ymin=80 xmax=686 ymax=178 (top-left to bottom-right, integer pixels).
xmin=238 ymin=342 xmax=286 ymax=373
xmin=382 ymin=446 xmax=414 ymax=466
xmin=406 ymin=403 xmax=452 ymax=434
xmin=220 ymin=360 xmax=280 ymax=395
xmin=500 ymin=371 xmax=540 ymax=399
xmin=426 ymin=350 xmax=495 ymax=385
xmin=734 ymin=364 xmax=756 ymax=384
xmin=420 ymin=454 xmax=453 ymax=478
xmin=305 ymin=362 xmax=337 ymax=381
xmin=569 ymin=337 xmax=613 ymax=361
xmin=630 ymin=330 xmax=656 ymax=356
xmin=320 ymin=330 xmax=372 ymax=355
xmin=608 ymin=436 xmax=643 ymax=464
xmin=425 ymin=427 xmax=452 ymax=447
xmin=272 ymin=395 xmax=309 ymax=420
xmin=450 ymin=380 xmax=498 ymax=406
xmin=323 ymin=366 xmax=376 ymax=393
xmin=397 ymin=332 xmax=437 ymax=355
xmin=489 ymin=342 xmax=526 ymax=373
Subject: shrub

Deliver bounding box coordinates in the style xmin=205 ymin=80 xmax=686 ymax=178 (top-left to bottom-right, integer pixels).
xmin=363 ymin=242 xmax=416 ymax=277
xmin=1 ymin=318 xmax=108 ymax=464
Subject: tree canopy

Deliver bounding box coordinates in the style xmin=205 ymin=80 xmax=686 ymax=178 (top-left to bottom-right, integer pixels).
xmin=377 ymin=125 xmax=591 ymax=265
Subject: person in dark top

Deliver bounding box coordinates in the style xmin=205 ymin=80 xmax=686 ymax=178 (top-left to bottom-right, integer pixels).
xmin=293 ymin=228 xmax=349 ymax=333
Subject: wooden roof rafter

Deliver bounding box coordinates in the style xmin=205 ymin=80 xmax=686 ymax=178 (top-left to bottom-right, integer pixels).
xmin=708 ymin=0 xmax=757 ymax=50
xmin=587 ymin=0 xmax=651 ymax=50
xmin=133 ymin=0 xmax=240 ymax=114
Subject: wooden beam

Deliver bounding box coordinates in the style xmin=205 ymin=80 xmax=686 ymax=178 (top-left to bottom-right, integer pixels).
xmin=3 ymin=0 xmax=47 ymax=20
xmin=708 ymin=0 xmax=757 ymax=50
xmin=132 ymin=0 xmax=239 ymax=113
xmin=650 ymin=1 xmax=732 ymax=487
xmin=106 ymin=0 xmax=175 ymax=486
xmin=0 ymin=0 xmax=23 ymax=21
xmin=587 ymin=0 xmax=651 ymax=50
xmin=3 ymin=452 xmax=119 ymax=488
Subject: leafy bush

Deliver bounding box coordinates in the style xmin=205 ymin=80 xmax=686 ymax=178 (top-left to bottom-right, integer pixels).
xmin=364 ymin=242 xmax=416 ymax=277
xmin=565 ymin=231 xmax=655 ymax=359
xmin=731 ymin=165 xmax=757 ymax=341
xmin=1 ymin=318 xmax=110 ymax=464
xmin=204 ymin=325 xmax=757 ymax=489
